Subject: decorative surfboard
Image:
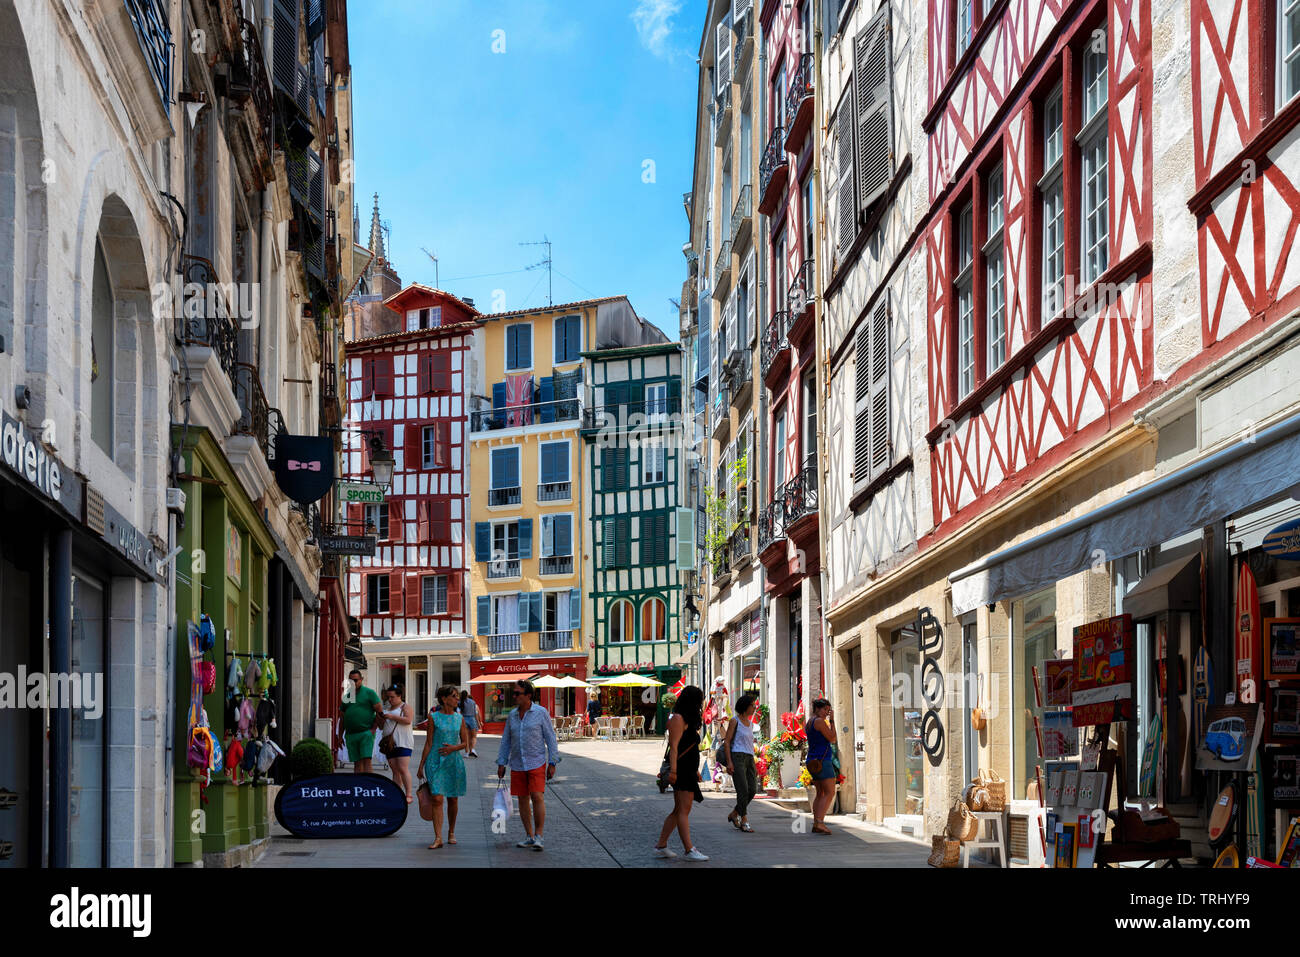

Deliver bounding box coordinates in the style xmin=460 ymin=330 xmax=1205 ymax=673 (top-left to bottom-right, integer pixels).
xmin=1208 ymin=782 xmax=1237 ymax=844
xmin=1235 ymin=561 xmax=1260 ymax=701
xmin=1139 ymin=711 xmax=1162 ymax=797
xmin=1193 ymin=647 xmax=1212 ymax=747
xmin=1213 ymin=845 xmax=1240 ymax=867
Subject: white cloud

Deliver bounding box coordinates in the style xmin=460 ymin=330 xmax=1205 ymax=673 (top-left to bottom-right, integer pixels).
xmin=631 ymin=0 xmax=683 ymax=59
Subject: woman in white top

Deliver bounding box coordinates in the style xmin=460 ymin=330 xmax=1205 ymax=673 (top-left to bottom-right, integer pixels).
xmin=724 ymin=694 xmax=759 ymax=832
xmin=382 ymin=684 xmax=415 ymax=803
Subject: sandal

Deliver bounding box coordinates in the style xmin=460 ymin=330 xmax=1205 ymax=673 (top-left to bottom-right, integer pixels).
xmin=448 ymin=835 xmax=457 ymax=845
xmin=811 ymin=824 xmax=832 ymax=835
xmin=428 ymin=841 xmax=443 ymax=850
xmin=740 ymin=822 xmax=754 ymax=833
xmin=727 ymin=812 xmax=741 ymax=829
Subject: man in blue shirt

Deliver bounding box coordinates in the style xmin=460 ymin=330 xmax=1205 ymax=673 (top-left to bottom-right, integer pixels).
xmin=496 ymin=679 xmax=560 ymax=851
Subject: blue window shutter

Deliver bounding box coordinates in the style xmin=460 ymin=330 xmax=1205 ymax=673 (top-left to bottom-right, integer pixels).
xmin=477 ymin=596 xmax=491 ymax=635
xmin=528 ymin=592 xmax=543 ymax=632
xmin=474 ymin=522 xmax=490 ymax=561
xmin=492 ymin=381 xmax=507 ymax=427
xmin=541 ymin=515 xmax=554 ymax=558
xmin=556 ymin=515 xmax=572 ymax=556
xmin=506 ymin=327 xmax=517 ymax=369
xmin=668 ymin=376 xmax=681 ymax=412
xmin=520 ymin=326 xmax=532 ymax=367
xmin=539 ymin=376 xmax=555 ymax=423
xmin=569 ymin=588 xmax=581 ymax=629
xmin=517 ymin=518 xmax=533 ymax=558
xmin=506 ymin=448 xmax=520 ymax=487
xmin=539 ymin=443 xmax=555 ymax=484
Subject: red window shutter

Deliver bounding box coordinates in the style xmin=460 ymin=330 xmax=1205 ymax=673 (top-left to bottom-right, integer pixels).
xmin=435 ymin=420 xmax=451 ymax=469
xmin=430 ymin=497 xmax=450 ymax=543
xmin=406 ymin=422 xmax=424 ymax=470
xmin=374 ymin=355 xmax=394 ymax=397
xmin=388 ymin=499 xmax=403 ymax=541
xmin=360 ymin=432 xmax=370 ymax=474
xmin=347 ymin=502 xmax=363 ymax=532
xmin=418 ymin=354 xmax=433 ymax=395
xmin=432 ymin=352 xmax=451 ymax=392
xmin=447 ymin=573 xmax=463 ymax=617
xmin=405 ymin=573 xmax=422 ymax=616
xmin=362 ymin=357 xmax=375 ymax=396
xmin=416 ymin=498 xmax=431 ymax=544
xmin=388 ymin=571 xmax=403 ymax=615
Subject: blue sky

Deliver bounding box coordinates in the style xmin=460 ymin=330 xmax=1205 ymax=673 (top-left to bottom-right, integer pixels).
xmin=349 ymin=0 xmax=707 ymax=338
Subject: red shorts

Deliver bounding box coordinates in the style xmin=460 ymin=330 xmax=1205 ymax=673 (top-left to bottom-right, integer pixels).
xmin=510 ymin=766 xmax=547 ymax=796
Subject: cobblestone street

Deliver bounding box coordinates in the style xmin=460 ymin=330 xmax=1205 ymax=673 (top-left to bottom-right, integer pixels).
xmin=256 ymin=735 xmax=930 ymax=868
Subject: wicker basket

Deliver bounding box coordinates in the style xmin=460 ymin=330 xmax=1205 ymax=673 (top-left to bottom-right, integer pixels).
xmin=928 ymin=830 xmax=961 ymax=868
xmin=968 ymin=785 xmax=991 ymax=812
xmin=975 ymin=769 xmax=1007 ymax=812
xmin=947 ymin=800 xmax=979 ymax=842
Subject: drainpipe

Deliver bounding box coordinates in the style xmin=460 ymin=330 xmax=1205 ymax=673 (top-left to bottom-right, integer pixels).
xmin=756 ymin=20 xmax=769 ymax=725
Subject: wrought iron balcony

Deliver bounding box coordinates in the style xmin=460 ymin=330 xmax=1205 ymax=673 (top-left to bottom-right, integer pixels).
xmin=730 ymin=184 xmax=752 ymax=247
xmin=780 ymin=464 xmax=819 ymax=528
xmin=471 ymin=397 xmax=580 ymax=432
xmin=789 ymin=258 xmax=815 ymax=313
xmin=124 ymin=0 xmax=172 ymax=116
xmin=759 ymin=126 xmax=789 ymax=215
xmin=232 ymin=17 xmax=273 ymax=159
xmin=711 ymin=544 xmax=730 ymax=585
xmin=714 ymin=239 xmax=732 ymax=289
xmin=488 ymin=634 xmax=522 ymax=654
xmin=711 ymin=384 xmax=732 ymax=438
xmin=537 ymin=482 xmax=572 ymax=502
xmin=757 ymin=499 xmax=786 ymax=553
xmin=488 ymin=486 xmax=522 ymax=507
xmin=715 ymin=83 xmax=733 ymax=142
xmin=233 ymin=363 xmax=272 ymax=458
xmin=582 ymin=396 xmax=681 ymax=431
xmin=785 ymin=53 xmax=815 ymax=148
xmin=728 ymin=525 xmax=752 ymax=570
xmin=487 ymin=559 xmax=522 ymax=580
xmin=760 ymin=309 xmax=794 ymax=383
xmin=724 ymin=347 xmax=752 ymax=401
xmin=539 ymin=555 xmax=574 ymax=576
xmin=540 ymin=630 xmax=574 ymax=651
xmin=176 ymin=256 xmax=240 ymax=386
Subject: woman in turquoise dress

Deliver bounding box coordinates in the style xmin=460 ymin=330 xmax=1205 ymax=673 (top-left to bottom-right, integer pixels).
xmin=417 ymin=684 xmax=469 ymax=849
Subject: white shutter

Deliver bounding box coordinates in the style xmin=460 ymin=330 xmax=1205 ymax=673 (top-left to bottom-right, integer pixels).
xmin=716 ymin=17 xmax=732 ymax=97
xmin=869 ymin=299 xmax=891 ymax=481
xmin=835 ymin=85 xmax=857 ymax=260
xmin=676 ymin=507 xmax=696 ymax=571
xmin=732 ymin=0 xmax=753 ymax=23
xmin=725 ymin=294 xmax=738 ymax=358
xmin=745 ymin=417 xmax=755 ymax=519
xmin=852 ymin=321 xmax=872 ymax=485
xmin=855 ymin=4 xmax=893 ymax=215
xmin=745 ymin=250 xmax=757 ymax=345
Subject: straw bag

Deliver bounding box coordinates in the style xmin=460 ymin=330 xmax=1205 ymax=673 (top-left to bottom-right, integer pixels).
xmin=970 ymin=682 xmax=986 ymax=732
xmin=928 ymin=829 xmax=961 ymax=868
xmin=973 ymin=769 xmax=1006 ymax=812
xmin=947 ymin=800 xmax=979 ymax=843
xmin=964 ymin=783 xmax=991 ymax=812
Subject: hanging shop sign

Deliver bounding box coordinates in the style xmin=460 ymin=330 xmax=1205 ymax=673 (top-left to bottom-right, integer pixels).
xmin=1263 ymin=517 xmax=1300 ymax=561
xmin=320 ymin=534 xmax=376 ymax=557
xmin=272 ymin=435 xmax=335 ymax=505
xmin=274 ymin=773 xmax=408 ymax=838
xmin=0 ymin=408 xmax=83 ymax=520
xmin=339 ymin=481 xmax=385 ymax=505
xmin=99 ymin=498 xmax=161 ymax=581
xmin=1071 ymin=614 xmax=1134 ymax=726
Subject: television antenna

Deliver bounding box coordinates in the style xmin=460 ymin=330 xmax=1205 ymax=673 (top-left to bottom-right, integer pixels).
xmin=520 ymin=237 xmax=552 ymax=306
xmin=422 ymin=247 xmax=439 ymax=289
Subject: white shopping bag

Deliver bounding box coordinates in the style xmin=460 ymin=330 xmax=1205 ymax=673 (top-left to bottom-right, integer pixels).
xmin=492 ymin=780 xmax=512 ymax=823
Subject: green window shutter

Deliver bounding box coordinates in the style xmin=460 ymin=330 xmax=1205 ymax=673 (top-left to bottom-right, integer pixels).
xmin=616 ymin=516 xmax=631 ymax=567
xmin=477 ymin=596 xmax=491 ymax=635
xmin=675 ymin=507 xmax=695 ymax=570
xmin=569 ymin=588 xmax=581 ymax=629
xmin=602 ymin=518 xmax=615 ymax=567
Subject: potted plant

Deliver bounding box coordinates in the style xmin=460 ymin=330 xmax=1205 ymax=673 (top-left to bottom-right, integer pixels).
xmin=288 ymin=738 xmax=332 ymax=779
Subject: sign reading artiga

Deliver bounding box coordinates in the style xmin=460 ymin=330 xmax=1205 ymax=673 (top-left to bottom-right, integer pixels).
xmin=0 ymin=408 xmax=83 ymax=520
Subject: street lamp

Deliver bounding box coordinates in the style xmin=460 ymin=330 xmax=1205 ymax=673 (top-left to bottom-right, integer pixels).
xmin=368 ymin=434 xmax=395 ymax=491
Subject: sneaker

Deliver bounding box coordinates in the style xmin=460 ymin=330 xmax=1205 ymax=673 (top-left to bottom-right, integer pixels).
xmin=684 ymin=847 xmax=710 ymax=862
xmin=516 ymin=836 xmax=536 ymax=848
xmin=653 ymin=846 xmax=678 ymax=859
xmin=531 ymin=836 xmax=544 ymax=852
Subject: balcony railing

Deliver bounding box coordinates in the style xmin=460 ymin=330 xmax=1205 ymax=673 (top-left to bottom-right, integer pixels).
xmin=780 ymin=464 xmax=819 ymax=527
xmin=540 ymin=555 xmax=574 ymax=575
xmin=582 ymin=397 xmax=682 ymax=431
xmin=730 ymin=184 xmax=752 ymax=246
xmin=176 ymin=256 xmax=240 ymax=386
xmin=728 ymin=525 xmax=752 ymax=570
xmin=488 ymin=486 xmax=522 ymax=507
xmin=785 ymin=52 xmax=815 ymax=140
xmin=537 ymin=482 xmax=572 ymax=502
xmin=488 ymin=634 xmax=522 ymax=654
xmin=234 ymin=17 xmax=273 ymax=156
xmin=757 ymin=499 xmax=786 ymax=553
xmin=711 ymin=384 xmax=731 ymax=436
xmin=540 ymin=630 xmax=573 ymax=651
xmin=125 ymin=0 xmax=172 ymax=116
xmin=233 ymin=363 xmax=272 ymax=458
xmin=715 ymin=83 xmax=733 ymax=142
xmin=724 ymin=347 xmax=752 ymax=397
xmin=487 ymin=560 xmax=521 ymax=580
xmin=759 ymin=126 xmax=789 ymax=213
xmin=471 ymin=397 xmax=580 ymax=432
xmin=789 ymin=258 xmax=815 ymax=312
xmin=760 ymin=309 xmax=794 ymax=380
xmin=715 ymin=239 xmax=732 ymax=288
xmin=712 ymin=544 xmax=730 ymax=584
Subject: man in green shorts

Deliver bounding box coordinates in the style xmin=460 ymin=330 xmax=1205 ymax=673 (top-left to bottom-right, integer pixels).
xmin=342 ymin=669 xmax=383 ymax=772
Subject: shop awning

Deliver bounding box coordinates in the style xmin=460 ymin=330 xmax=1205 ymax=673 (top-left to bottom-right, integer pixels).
xmin=466 ymin=673 xmax=536 ymax=684
xmin=949 ymin=411 xmax=1300 ymax=615
xmin=672 ymin=642 xmax=700 ymax=666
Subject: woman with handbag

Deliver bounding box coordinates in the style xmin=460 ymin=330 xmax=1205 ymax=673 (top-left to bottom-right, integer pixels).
xmin=416 ymin=684 xmax=469 ymax=849
xmin=804 ymin=698 xmax=838 ymax=835
xmin=653 ymin=685 xmax=709 ymax=862
xmin=380 ymin=685 xmax=415 ymax=804
xmin=724 ymin=694 xmax=759 ymax=832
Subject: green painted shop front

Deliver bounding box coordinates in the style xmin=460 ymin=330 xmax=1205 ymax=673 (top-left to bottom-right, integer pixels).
xmin=172 ymin=428 xmax=276 ymax=865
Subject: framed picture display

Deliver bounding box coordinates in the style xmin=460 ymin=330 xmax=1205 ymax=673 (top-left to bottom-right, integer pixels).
xmin=1271 ymin=687 xmax=1300 ymax=738
xmin=1045 ymin=812 xmax=1058 ymax=845
xmin=1264 ymin=618 xmax=1300 ymax=680
xmin=1078 ymin=813 xmax=1094 ymax=849
xmin=1055 ymin=821 xmax=1078 ymax=868
xmin=1265 ymin=749 xmax=1300 ymax=806
xmin=1278 ymin=817 xmax=1300 ymax=867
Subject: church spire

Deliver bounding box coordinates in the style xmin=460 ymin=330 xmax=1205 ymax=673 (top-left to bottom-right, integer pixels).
xmin=369 ymin=192 xmax=387 ymax=263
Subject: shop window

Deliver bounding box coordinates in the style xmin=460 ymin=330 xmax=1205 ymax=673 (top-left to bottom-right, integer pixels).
xmin=609 ymin=599 xmax=634 ymax=644
xmin=889 ymin=626 xmax=923 ymax=816
xmin=1012 ymin=586 xmax=1058 ymax=796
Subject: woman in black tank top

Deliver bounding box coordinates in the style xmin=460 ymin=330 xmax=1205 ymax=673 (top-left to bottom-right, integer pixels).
xmin=653 ymin=686 xmax=709 ymax=862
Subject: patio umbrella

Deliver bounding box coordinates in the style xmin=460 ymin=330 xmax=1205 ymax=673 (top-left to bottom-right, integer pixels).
xmin=599 ymin=672 xmax=665 ymax=718
xmin=531 ymin=675 xmax=566 ymax=688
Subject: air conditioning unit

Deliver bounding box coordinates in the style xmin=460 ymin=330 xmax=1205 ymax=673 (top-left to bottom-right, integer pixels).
xmin=166 ymin=488 xmax=187 ymax=516
xmin=1007 ymin=800 xmax=1047 ymax=867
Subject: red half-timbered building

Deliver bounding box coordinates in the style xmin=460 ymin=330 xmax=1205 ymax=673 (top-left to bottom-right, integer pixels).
xmin=343 ymin=286 xmax=481 ymax=718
